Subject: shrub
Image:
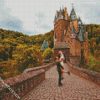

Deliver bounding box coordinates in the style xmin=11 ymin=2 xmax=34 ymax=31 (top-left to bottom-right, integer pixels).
xmin=88 ymin=54 xmax=96 ymax=69
xmin=17 ymin=46 xmax=43 ymax=72
xmin=86 ymin=54 xmax=100 ymax=72
xmin=0 ymin=45 xmax=13 ymax=61
xmin=42 ymin=48 xmax=53 ymax=59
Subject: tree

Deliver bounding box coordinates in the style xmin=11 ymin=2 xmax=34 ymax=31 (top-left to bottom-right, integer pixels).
xmin=44 ymin=30 xmax=54 ymax=48
xmin=0 ymin=45 xmax=13 ymax=61
xmin=42 ymin=48 xmax=53 ymax=59
xmin=17 ymin=46 xmax=43 ymax=72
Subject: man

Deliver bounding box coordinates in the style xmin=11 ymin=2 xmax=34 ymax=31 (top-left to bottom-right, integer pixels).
xmin=55 ymin=55 xmax=63 ymax=86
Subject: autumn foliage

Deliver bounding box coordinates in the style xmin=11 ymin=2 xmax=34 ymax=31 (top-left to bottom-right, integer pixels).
xmin=0 ymin=28 xmax=54 ymax=79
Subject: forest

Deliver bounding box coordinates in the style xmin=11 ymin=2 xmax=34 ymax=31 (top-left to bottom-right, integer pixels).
xmin=85 ymin=24 xmax=100 ymax=72
xmin=0 ymin=29 xmax=54 ymax=79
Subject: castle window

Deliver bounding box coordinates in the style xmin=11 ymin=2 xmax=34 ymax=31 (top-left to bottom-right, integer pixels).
xmin=64 ymin=30 xmax=66 ymax=35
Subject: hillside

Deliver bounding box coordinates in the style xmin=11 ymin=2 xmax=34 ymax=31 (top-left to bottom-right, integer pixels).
xmin=0 ymin=24 xmax=100 ymax=79
xmin=85 ymin=24 xmax=100 ymax=72
xmin=0 ymin=28 xmax=54 ymax=79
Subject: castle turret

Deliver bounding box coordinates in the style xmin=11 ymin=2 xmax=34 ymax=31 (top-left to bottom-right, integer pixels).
xmin=54 ymin=7 xmax=69 ymax=42
xmin=64 ymin=7 xmax=69 ymax=20
xmin=70 ymin=7 xmax=77 ymax=21
xmin=78 ymin=27 xmax=84 ymax=42
xmin=54 ymin=5 xmax=89 ymax=65
xmin=78 ymin=17 xmax=86 ymax=42
xmin=70 ymin=6 xmax=78 ymax=32
xmin=78 ymin=17 xmax=83 ymax=26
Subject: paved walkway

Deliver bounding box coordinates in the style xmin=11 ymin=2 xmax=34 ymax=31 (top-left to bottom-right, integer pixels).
xmin=22 ymin=64 xmax=100 ymax=100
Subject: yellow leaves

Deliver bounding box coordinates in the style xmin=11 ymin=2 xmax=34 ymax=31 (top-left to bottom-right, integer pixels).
xmin=42 ymin=48 xmax=53 ymax=59
xmin=0 ymin=28 xmax=54 ymax=79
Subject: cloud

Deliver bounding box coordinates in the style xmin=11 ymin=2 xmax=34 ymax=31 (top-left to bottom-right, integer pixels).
xmin=4 ymin=0 xmax=61 ymax=34
xmin=0 ymin=0 xmax=23 ymax=32
xmin=0 ymin=0 xmax=100 ymax=35
xmin=0 ymin=19 xmax=23 ymax=31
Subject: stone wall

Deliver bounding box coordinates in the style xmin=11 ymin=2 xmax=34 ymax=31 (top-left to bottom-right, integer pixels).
xmin=0 ymin=63 xmax=54 ymax=100
xmin=69 ymin=56 xmax=80 ymax=66
xmin=23 ymin=63 xmax=55 ymax=73
xmin=54 ymin=19 xmax=69 ymax=42
xmin=67 ymin=62 xmax=100 ymax=86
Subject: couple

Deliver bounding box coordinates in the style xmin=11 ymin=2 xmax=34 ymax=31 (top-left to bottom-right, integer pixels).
xmin=56 ymin=51 xmax=70 ymax=86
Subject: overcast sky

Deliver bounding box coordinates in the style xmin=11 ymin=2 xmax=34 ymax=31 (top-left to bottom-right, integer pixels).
xmin=0 ymin=0 xmax=100 ymax=35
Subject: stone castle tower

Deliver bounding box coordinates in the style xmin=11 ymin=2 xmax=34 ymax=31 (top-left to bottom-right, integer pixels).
xmin=54 ymin=6 xmax=89 ymax=65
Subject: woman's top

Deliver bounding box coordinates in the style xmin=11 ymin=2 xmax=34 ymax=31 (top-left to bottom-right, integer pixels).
xmin=59 ymin=53 xmax=65 ymax=66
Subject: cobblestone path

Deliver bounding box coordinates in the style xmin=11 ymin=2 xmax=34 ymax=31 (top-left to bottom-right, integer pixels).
xmin=22 ymin=64 xmax=100 ymax=100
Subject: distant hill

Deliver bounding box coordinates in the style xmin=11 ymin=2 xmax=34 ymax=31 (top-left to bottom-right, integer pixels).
xmin=0 ymin=28 xmax=54 ymax=47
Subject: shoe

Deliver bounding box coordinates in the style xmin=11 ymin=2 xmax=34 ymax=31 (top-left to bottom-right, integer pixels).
xmin=67 ymin=71 xmax=70 ymax=75
xmin=61 ymin=77 xmax=64 ymax=80
xmin=58 ymin=83 xmax=63 ymax=86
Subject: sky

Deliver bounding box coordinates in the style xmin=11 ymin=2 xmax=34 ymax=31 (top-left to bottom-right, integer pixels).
xmin=0 ymin=0 xmax=100 ymax=35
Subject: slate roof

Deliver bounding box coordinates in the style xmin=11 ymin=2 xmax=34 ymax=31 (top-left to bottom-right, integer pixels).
xmin=70 ymin=8 xmax=77 ymax=20
xmin=41 ymin=40 xmax=48 ymax=51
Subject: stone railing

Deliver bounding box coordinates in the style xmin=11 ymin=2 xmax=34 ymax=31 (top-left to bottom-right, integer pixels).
xmin=69 ymin=56 xmax=80 ymax=66
xmin=23 ymin=62 xmax=55 ymax=73
xmin=67 ymin=62 xmax=100 ymax=86
xmin=0 ymin=63 xmax=55 ymax=100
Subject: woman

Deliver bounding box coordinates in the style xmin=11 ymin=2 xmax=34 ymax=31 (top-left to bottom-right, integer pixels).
xmin=58 ymin=51 xmax=70 ymax=77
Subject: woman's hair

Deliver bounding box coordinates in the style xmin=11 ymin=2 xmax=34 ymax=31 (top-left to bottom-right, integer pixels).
xmin=55 ymin=54 xmax=60 ymax=60
xmin=57 ymin=54 xmax=61 ymax=59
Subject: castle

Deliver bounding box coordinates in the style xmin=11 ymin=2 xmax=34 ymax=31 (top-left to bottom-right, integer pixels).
xmin=54 ymin=6 xmax=89 ymax=65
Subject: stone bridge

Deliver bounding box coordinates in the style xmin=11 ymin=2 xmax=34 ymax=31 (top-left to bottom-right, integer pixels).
xmin=0 ymin=62 xmax=100 ymax=100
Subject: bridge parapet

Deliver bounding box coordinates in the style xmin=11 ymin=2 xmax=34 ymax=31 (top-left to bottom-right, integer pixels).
xmin=67 ymin=62 xmax=100 ymax=86
xmin=23 ymin=62 xmax=55 ymax=73
xmin=0 ymin=63 xmax=54 ymax=100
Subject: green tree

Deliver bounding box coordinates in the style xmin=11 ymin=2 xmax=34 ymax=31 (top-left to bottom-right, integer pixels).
xmin=0 ymin=45 xmax=13 ymax=61
xmin=42 ymin=48 xmax=53 ymax=59
xmin=17 ymin=46 xmax=43 ymax=72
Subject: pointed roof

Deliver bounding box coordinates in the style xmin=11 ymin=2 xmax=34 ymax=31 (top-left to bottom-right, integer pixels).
xmin=78 ymin=17 xmax=83 ymax=26
xmin=54 ymin=7 xmax=69 ymax=22
xmin=78 ymin=17 xmax=85 ymax=34
xmin=78 ymin=28 xmax=84 ymax=42
xmin=70 ymin=7 xmax=77 ymax=20
xmin=64 ymin=7 xmax=69 ymax=20
xmin=77 ymin=17 xmax=86 ymax=41
xmin=41 ymin=40 xmax=49 ymax=51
